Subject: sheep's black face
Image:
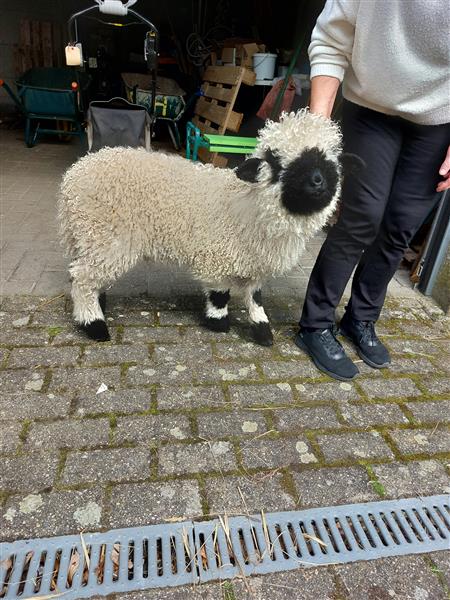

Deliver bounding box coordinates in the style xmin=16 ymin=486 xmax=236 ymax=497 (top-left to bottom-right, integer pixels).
xmin=235 ymin=148 xmax=365 ymax=216
xmin=280 ymin=148 xmax=338 ymax=216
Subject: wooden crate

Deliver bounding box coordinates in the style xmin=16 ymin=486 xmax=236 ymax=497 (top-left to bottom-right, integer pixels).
xmin=192 ymin=65 xmax=255 ymax=167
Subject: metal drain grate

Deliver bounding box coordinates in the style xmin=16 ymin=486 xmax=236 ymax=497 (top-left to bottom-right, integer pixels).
xmin=1 ymin=495 xmax=449 ymax=598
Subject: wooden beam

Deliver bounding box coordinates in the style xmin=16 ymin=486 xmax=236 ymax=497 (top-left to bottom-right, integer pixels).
xmin=31 ymin=21 xmax=41 ymax=67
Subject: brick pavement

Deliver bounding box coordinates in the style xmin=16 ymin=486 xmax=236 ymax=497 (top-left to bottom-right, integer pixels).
xmin=1 ymin=130 xmax=449 ymax=598
xmin=0 ymin=292 xmax=449 ymax=599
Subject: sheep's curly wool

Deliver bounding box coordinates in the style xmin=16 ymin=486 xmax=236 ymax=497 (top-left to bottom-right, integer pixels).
xmin=59 ymin=109 xmax=342 ymax=328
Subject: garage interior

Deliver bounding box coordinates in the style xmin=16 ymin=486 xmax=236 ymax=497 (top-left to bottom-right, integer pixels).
xmin=0 ymin=0 xmax=448 ymax=310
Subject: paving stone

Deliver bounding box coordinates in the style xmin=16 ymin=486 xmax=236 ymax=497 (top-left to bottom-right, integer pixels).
xmin=406 ymin=400 xmax=450 ymax=423
xmin=181 ymin=326 xmax=240 ymax=342
xmin=387 ymin=338 xmax=442 ymax=355
xmin=229 ymin=383 xmax=294 ymax=407
xmin=274 ymin=406 xmax=341 ymax=431
xmin=0 ymin=368 xmax=47 ymax=393
xmin=0 ymin=347 xmax=9 ymax=365
xmin=1 ymin=453 xmax=59 ymax=492
xmin=214 ymin=341 xmax=274 ymax=360
xmin=49 ymin=366 xmax=121 ymax=392
xmin=195 ymin=361 xmax=260 ymax=383
xmin=197 ymin=410 xmax=267 ymax=439
xmin=25 ymin=418 xmax=110 ymax=450
xmin=431 ymin=551 xmax=450 ymax=586
xmin=233 ymin=568 xmax=337 ymax=600
xmin=7 ymin=345 xmax=81 ymax=368
xmin=276 ymin=341 xmax=304 ymax=358
xmin=122 ymin=326 xmax=182 ymax=343
xmin=205 ymin=473 xmax=295 ymax=514
xmin=51 ymin=324 xmax=111 ymax=345
xmin=126 ymin=362 xmax=193 ymax=385
xmin=62 ymin=447 xmax=151 ymax=484
xmin=241 ymin=437 xmax=318 ymax=469
xmin=159 ymin=441 xmax=237 ymax=475
xmin=0 ymin=392 xmax=70 ymax=420
xmin=157 ymin=386 xmax=226 ymax=410
xmin=262 ymin=359 xmax=319 ymax=380
xmin=358 ymin=378 xmax=422 ymax=399
xmin=0 ymin=488 xmax=105 ymax=541
xmin=30 ymin=306 xmax=71 ymax=326
xmin=372 ymin=460 xmax=450 ymax=498
xmin=106 ymin=480 xmax=202 ymax=528
xmin=433 ymin=355 xmax=450 ymax=375
xmin=337 ymin=555 xmax=446 ymax=600
xmin=158 ymin=311 xmax=200 ymax=326
xmin=105 ymin=310 xmax=156 ymax=326
xmin=317 ymin=431 xmax=394 ymax=462
xmin=293 ymin=466 xmax=377 ymax=508
xmin=391 ymin=357 xmax=438 ymax=374
xmin=340 ymin=402 xmax=409 ymax=427
xmin=82 ymin=343 xmax=150 ymax=365
xmin=154 ymin=342 xmax=213 ymax=363
xmin=0 ymin=421 xmax=23 ymax=453
xmin=389 ymin=427 xmax=450 ymax=456
xmin=0 ymin=311 xmax=32 ymax=328
xmin=295 ymin=380 xmax=360 ymax=401
xmin=420 ymin=377 xmax=450 ymax=397
xmin=0 ymin=326 xmax=50 ymax=346
xmin=76 ymin=389 xmax=152 ymax=416
xmin=113 ymin=584 xmax=222 ymax=600
xmin=115 ymin=414 xmax=191 ymax=444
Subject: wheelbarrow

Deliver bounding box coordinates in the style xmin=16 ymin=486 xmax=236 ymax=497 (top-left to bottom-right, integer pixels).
xmin=121 ymin=72 xmax=185 ymax=150
xmin=0 ymin=67 xmax=91 ymax=147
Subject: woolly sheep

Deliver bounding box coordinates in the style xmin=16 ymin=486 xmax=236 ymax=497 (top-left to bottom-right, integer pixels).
xmin=58 ymin=109 xmax=359 ymax=345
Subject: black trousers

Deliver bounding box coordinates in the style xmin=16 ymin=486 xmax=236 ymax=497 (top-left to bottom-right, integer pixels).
xmin=300 ymin=100 xmax=450 ymax=328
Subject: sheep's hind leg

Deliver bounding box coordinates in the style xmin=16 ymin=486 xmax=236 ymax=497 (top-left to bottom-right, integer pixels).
xmin=204 ymin=289 xmax=230 ymax=332
xmin=70 ymin=268 xmax=110 ymax=342
xmin=244 ymin=286 xmax=273 ymax=346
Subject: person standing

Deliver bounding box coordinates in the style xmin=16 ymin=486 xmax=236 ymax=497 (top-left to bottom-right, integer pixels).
xmin=296 ymin=0 xmax=450 ymax=380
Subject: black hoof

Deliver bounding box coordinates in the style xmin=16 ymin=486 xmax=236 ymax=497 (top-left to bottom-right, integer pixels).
xmin=204 ymin=315 xmax=230 ymax=333
xmin=99 ymin=292 xmax=106 ymax=314
xmin=251 ymin=322 xmax=274 ymax=346
xmin=81 ymin=319 xmax=110 ymax=342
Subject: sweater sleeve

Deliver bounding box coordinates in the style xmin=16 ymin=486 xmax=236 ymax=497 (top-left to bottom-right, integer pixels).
xmin=308 ymin=0 xmax=359 ymax=82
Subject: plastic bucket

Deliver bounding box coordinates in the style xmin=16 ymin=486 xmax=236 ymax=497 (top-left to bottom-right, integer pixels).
xmin=252 ymin=53 xmax=277 ymax=81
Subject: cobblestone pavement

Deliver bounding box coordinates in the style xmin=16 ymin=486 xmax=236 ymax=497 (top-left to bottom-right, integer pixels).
xmin=0 ymin=291 xmax=449 ymax=599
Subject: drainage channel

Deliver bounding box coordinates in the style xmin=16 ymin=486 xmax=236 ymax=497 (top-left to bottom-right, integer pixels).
xmin=1 ymin=495 xmax=449 ymax=599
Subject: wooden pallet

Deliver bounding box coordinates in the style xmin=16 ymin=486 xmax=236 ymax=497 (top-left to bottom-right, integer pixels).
xmin=192 ymin=66 xmax=255 ymax=167
xmin=13 ymin=19 xmax=62 ymax=75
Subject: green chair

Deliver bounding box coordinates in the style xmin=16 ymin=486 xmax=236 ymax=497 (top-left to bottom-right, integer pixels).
xmin=186 ymin=121 xmax=257 ymax=161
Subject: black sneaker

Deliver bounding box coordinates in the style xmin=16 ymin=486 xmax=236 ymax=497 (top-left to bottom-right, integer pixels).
xmin=295 ymin=327 xmax=359 ymax=381
xmin=339 ymin=314 xmax=391 ymax=368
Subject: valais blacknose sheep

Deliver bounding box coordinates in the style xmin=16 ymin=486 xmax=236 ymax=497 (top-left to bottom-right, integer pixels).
xmin=59 ymin=109 xmax=361 ymax=345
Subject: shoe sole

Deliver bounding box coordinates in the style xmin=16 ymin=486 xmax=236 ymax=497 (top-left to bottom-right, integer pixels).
xmin=339 ymin=330 xmax=391 ymax=369
xmin=295 ymin=336 xmax=359 ymax=382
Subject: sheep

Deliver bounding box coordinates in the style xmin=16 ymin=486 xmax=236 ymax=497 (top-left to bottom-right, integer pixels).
xmin=58 ymin=109 xmax=360 ymax=346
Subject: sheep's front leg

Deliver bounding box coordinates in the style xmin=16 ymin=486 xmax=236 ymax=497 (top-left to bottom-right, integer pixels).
xmin=204 ymin=289 xmax=230 ymax=332
xmin=244 ymin=287 xmax=273 ymax=346
xmin=70 ymin=264 xmax=110 ymax=342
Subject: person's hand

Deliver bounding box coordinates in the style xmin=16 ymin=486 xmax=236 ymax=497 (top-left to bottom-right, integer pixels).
xmin=437 ymin=145 xmax=450 ymax=192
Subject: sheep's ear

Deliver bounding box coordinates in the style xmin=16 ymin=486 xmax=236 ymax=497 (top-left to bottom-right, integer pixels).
xmin=340 ymin=152 xmax=366 ymax=175
xmin=264 ymin=149 xmax=282 ymax=183
xmin=235 ymin=158 xmax=263 ymax=183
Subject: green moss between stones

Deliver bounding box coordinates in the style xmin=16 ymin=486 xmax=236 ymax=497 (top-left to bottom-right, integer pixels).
xmin=364 ymin=464 xmax=386 ymax=497
xmin=424 ymin=555 xmax=450 ymax=597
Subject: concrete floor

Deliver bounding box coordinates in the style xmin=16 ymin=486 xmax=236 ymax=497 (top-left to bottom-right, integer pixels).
xmin=1 ymin=128 xmax=420 ymax=302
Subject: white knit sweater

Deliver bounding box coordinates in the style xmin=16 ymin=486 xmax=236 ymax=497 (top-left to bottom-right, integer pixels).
xmin=309 ymin=0 xmax=450 ymax=125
